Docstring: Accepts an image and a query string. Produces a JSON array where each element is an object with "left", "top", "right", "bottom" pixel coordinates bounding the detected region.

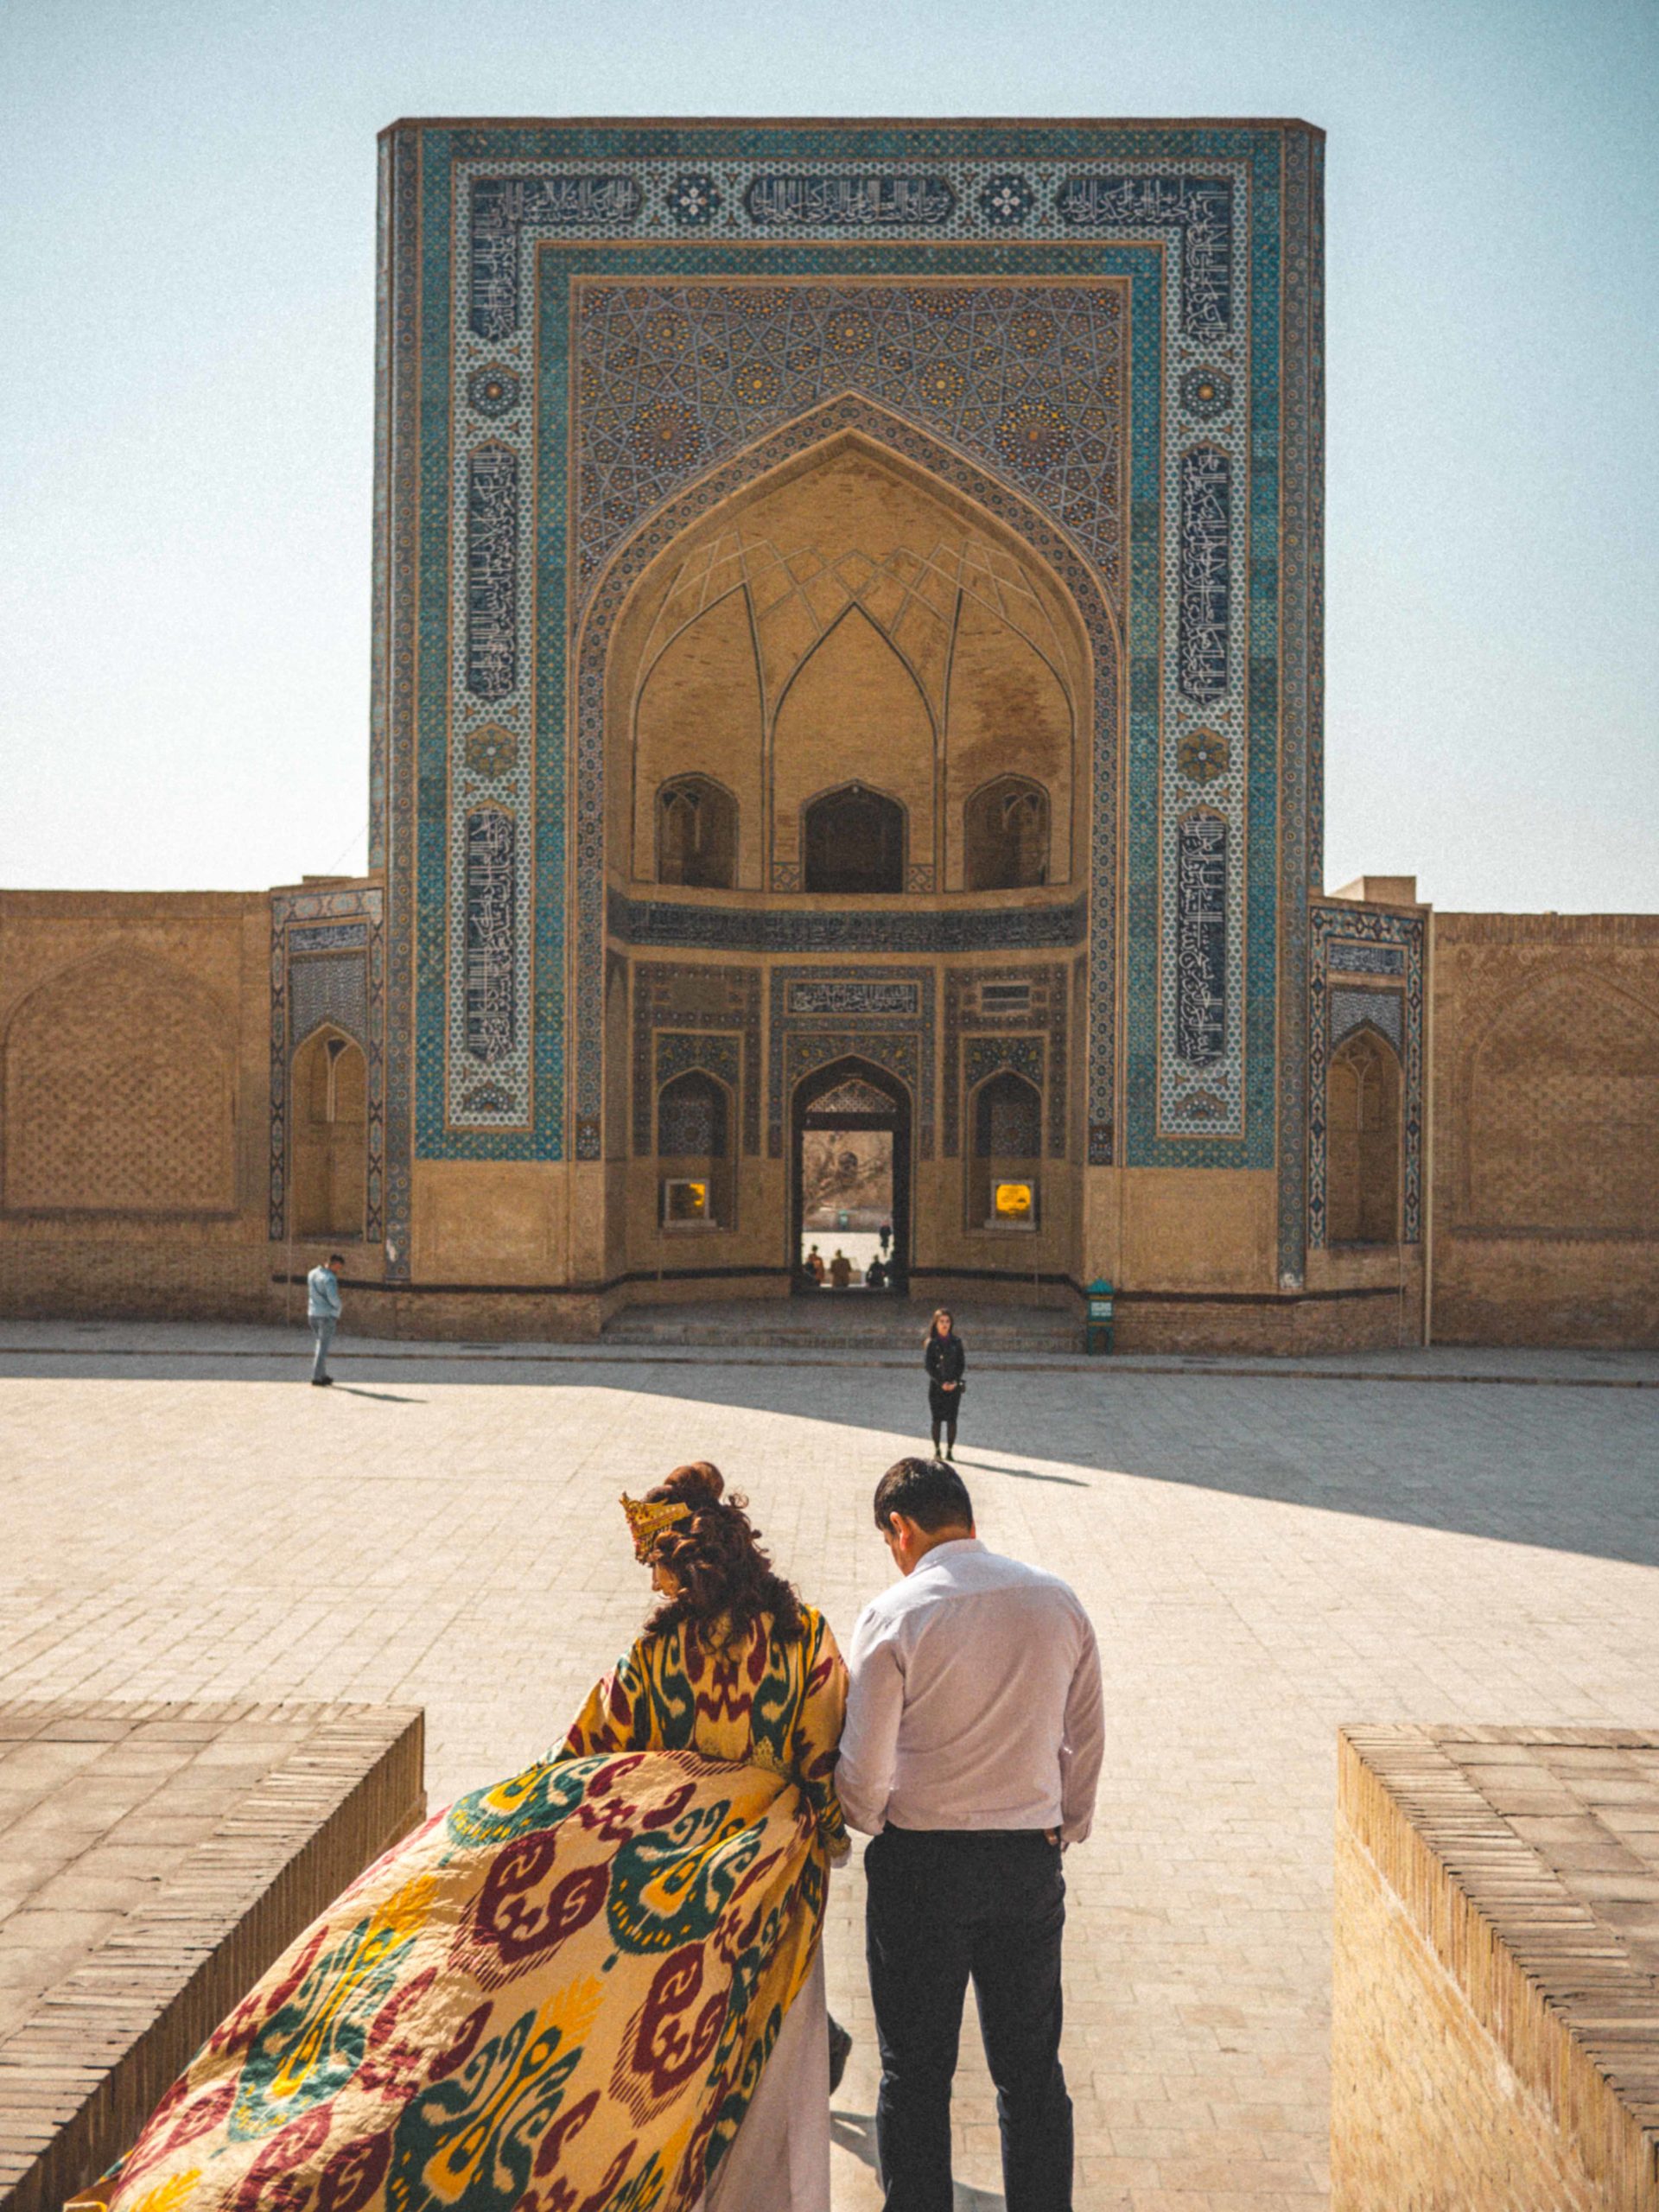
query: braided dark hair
[{"left": 642, "top": 1462, "right": 804, "bottom": 1647}]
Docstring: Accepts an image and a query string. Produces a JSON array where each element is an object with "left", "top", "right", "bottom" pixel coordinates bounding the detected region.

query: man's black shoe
[
  {"left": 312, "top": 1376, "right": 334, "bottom": 1387},
  {"left": 827, "top": 2013, "right": 852, "bottom": 2094}
]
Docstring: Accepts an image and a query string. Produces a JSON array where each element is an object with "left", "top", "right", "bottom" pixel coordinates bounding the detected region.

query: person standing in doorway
[
  {"left": 306, "top": 1254, "right": 344, "bottom": 1386},
  {"left": 878, "top": 1219, "right": 893, "bottom": 1258},
  {"left": 837, "top": 1457, "right": 1103, "bottom": 2212},
  {"left": 830, "top": 1249, "right": 854, "bottom": 1290},
  {"left": 923, "top": 1308, "right": 964, "bottom": 1459}
]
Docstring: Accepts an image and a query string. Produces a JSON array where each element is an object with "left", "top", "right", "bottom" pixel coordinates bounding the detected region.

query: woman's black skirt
[{"left": 927, "top": 1382, "right": 963, "bottom": 1422}]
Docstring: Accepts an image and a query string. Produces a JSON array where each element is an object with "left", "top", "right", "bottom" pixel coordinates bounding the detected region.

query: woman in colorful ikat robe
[{"left": 95, "top": 1462, "right": 849, "bottom": 2212}]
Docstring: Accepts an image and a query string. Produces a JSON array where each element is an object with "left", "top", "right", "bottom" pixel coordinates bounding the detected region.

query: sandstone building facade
[{"left": 3, "top": 120, "right": 1655, "bottom": 1345}]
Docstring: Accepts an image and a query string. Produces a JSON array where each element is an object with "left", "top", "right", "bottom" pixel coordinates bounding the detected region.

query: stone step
[{"left": 601, "top": 1300, "right": 1081, "bottom": 1353}]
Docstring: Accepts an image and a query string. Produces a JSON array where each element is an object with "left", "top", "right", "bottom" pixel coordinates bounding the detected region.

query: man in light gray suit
[{"left": 306, "top": 1254, "right": 345, "bottom": 1386}]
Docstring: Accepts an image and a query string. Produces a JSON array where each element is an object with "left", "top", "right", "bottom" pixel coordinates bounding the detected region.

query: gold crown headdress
[{"left": 620, "top": 1492, "right": 693, "bottom": 1561}]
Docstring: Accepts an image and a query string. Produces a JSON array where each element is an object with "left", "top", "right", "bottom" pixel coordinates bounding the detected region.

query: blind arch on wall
[
  {"left": 1326, "top": 1027, "right": 1401, "bottom": 1244},
  {"left": 292, "top": 1024, "right": 368, "bottom": 1242},
  {"left": 2, "top": 951, "right": 234, "bottom": 1216},
  {"left": 969, "top": 1066, "right": 1043, "bottom": 1227},
  {"left": 964, "top": 775, "right": 1050, "bottom": 891},
  {"left": 1462, "top": 971, "right": 1659, "bottom": 1233},
  {"left": 657, "top": 1065, "right": 734, "bottom": 1226},
  {"left": 656, "top": 775, "right": 737, "bottom": 889}
]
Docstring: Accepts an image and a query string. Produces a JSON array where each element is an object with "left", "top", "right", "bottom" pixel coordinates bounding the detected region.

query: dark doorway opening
[
  {"left": 803, "top": 785, "right": 905, "bottom": 894},
  {"left": 791, "top": 1057, "right": 911, "bottom": 1296}
]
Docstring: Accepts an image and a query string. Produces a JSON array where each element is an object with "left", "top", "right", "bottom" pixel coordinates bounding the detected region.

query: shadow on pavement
[
  {"left": 3, "top": 1328, "right": 1656, "bottom": 1571},
  {"left": 952, "top": 1455, "right": 1090, "bottom": 1489}
]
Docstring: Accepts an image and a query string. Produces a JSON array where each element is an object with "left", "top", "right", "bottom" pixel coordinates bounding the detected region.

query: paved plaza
[{"left": 2, "top": 1325, "right": 1656, "bottom": 2209}]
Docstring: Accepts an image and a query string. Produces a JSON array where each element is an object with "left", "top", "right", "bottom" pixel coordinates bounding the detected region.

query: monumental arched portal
[
  {"left": 372, "top": 118, "right": 1331, "bottom": 1338},
  {"left": 6, "top": 119, "right": 1652, "bottom": 1346}
]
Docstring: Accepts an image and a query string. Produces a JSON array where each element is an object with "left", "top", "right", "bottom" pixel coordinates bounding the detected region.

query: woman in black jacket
[{"left": 924, "top": 1306, "right": 966, "bottom": 1459}]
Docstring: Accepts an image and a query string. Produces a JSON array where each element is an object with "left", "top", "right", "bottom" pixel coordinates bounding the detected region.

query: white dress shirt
[{"left": 837, "top": 1539, "right": 1103, "bottom": 1844}]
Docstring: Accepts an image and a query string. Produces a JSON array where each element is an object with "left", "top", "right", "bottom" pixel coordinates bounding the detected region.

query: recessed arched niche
[
  {"left": 1326, "top": 1028, "right": 1401, "bottom": 1245},
  {"left": 608, "top": 428, "right": 1090, "bottom": 895},
  {"left": 292, "top": 1026, "right": 368, "bottom": 1242}
]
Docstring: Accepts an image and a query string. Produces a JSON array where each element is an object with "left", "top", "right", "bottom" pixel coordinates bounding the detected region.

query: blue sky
[{"left": 3, "top": 0, "right": 1655, "bottom": 909}]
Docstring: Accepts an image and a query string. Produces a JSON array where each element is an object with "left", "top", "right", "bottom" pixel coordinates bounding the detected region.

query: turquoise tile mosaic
[
  {"left": 370, "top": 120, "right": 1323, "bottom": 1285},
  {"left": 1307, "top": 901, "right": 1426, "bottom": 1249}
]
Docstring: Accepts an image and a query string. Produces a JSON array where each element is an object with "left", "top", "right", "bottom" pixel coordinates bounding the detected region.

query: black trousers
[{"left": 865, "top": 1826, "right": 1073, "bottom": 2212}]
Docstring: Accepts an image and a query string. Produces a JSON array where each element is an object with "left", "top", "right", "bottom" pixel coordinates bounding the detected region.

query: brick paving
[{"left": 2, "top": 1325, "right": 1656, "bottom": 2209}]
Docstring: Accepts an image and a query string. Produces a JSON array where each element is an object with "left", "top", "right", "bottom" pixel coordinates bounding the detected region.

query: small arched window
[
  {"left": 658, "top": 1069, "right": 728, "bottom": 1160},
  {"left": 970, "top": 1068, "right": 1042, "bottom": 1228},
  {"left": 965, "top": 777, "right": 1049, "bottom": 891},
  {"left": 804, "top": 784, "right": 905, "bottom": 895},
  {"left": 657, "top": 1067, "right": 732, "bottom": 1228},
  {"left": 657, "top": 777, "right": 736, "bottom": 889},
  {"left": 1327, "top": 1029, "right": 1401, "bottom": 1244}
]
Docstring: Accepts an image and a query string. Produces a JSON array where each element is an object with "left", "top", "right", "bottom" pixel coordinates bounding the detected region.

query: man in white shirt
[{"left": 837, "top": 1457, "right": 1103, "bottom": 2212}]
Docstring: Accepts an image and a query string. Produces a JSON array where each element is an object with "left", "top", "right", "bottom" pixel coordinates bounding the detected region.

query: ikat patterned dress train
[{"left": 92, "top": 1467, "right": 849, "bottom": 2212}]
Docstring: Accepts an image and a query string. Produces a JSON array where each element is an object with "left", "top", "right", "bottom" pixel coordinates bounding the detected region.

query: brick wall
[
  {"left": 1432, "top": 914, "right": 1659, "bottom": 1345},
  {"left": 0, "top": 893, "right": 275, "bottom": 1321},
  {"left": 1332, "top": 1726, "right": 1659, "bottom": 2210}
]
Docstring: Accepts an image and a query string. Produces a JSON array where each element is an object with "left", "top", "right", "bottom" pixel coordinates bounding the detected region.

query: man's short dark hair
[
  {"left": 873, "top": 1457, "right": 974, "bottom": 1534},
  {"left": 327, "top": 1253, "right": 346, "bottom": 1267}
]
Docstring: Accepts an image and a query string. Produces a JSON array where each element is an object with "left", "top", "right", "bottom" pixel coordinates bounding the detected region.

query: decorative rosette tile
[
  {"left": 1179, "top": 365, "right": 1233, "bottom": 421},
  {"left": 978, "top": 174, "right": 1037, "bottom": 226},
  {"left": 467, "top": 365, "right": 521, "bottom": 419},
  {"left": 1177, "top": 728, "right": 1228, "bottom": 785},
  {"left": 463, "top": 724, "right": 518, "bottom": 778},
  {"left": 664, "top": 173, "right": 722, "bottom": 226}
]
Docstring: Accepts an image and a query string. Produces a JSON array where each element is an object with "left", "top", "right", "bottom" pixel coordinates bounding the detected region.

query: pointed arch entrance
[
  {"left": 581, "top": 398, "right": 1116, "bottom": 1161},
  {"left": 791, "top": 1056, "right": 911, "bottom": 1296}
]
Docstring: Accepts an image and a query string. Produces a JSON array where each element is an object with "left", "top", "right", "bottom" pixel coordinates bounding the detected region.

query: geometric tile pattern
[
  {"left": 372, "top": 122, "right": 1323, "bottom": 1284},
  {"left": 631, "top": 963, "right": 761, "bottom": 1159},
  {"left": 571, "top": 283, "right": 1126, "bottom": 602},
  {"left": 963, "top": 1034, "right": 1047, "bottom": 1154},
  {"left": 1331, "top": 985, "right": 1404, "bottom": 1053},
  {"left": 942, "top": 964, "right": 1069, "bottom": 1158},
  {"left": 1307, "top": 900, "right": 1426, "bottom": 1249},
  {"left": 289, "top": 952, "right": 368, "bottom": 1057},
  {"left": 267, "top": 885, "right": 385, "bottom": 1247},
  {"left": 766, "top": 966, "right": 936, "bottom": 1160}
]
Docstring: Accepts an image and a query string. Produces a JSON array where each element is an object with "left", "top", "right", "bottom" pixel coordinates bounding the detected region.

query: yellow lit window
[{"left": 664, "top": 1178, "right": 709, "bottom": 1224}]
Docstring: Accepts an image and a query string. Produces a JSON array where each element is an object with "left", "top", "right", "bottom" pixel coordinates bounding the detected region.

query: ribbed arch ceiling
[{"left": 634, "top": 526, "right": 1081, "bottom": 737}]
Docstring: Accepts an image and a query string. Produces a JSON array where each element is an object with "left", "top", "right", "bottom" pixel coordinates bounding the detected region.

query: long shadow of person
[{"left": 950, "top": 1455, "right": 1090, "bottom": 1489}]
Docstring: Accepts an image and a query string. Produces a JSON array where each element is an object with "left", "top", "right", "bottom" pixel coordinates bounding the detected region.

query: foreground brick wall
[
  {"left": 0, "top": 1701, "right": 424, "bottom": 2212},
  {"left": 1432, "top": 914, "right": 1659, "bottom": 1345},
  {"left": 1332, "top": 1725, "right": 1659, "bottom": 2210}
]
